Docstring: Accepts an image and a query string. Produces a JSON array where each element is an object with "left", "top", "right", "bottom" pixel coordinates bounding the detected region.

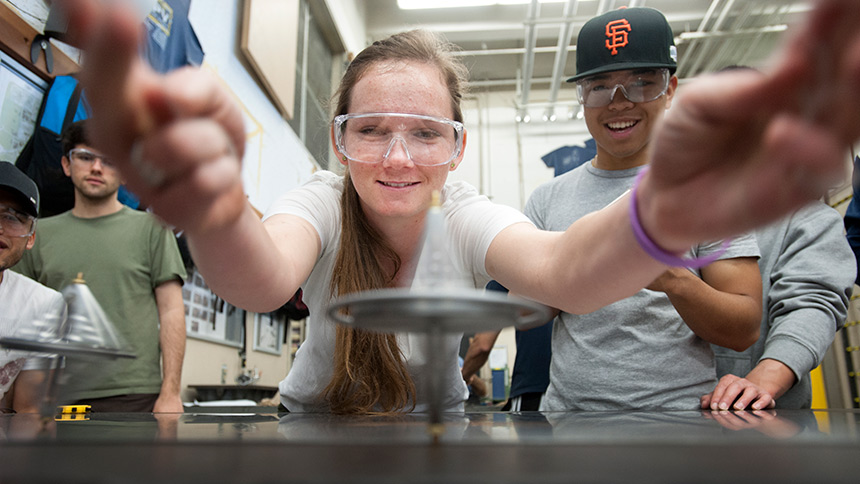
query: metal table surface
[{"left": 2, "top": 408, "right": 859, "bottom": 483}]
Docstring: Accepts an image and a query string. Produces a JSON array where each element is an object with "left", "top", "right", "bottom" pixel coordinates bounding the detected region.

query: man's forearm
[{"left": 155, "top": 281, "right": 186, "bottom": 399}]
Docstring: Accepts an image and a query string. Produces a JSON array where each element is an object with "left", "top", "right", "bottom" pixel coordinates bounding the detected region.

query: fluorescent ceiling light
[{"left": 398, "top": 0, "right": 568, "bottom": 9}]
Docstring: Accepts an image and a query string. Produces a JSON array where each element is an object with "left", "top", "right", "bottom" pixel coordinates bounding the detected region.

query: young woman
[{"left": 61, "top": 0, "right": 860, "bottom": 414}]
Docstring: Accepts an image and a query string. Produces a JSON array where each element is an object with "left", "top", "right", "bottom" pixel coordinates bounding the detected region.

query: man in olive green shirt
[{"left": 14, "top": 120, "right": 187, "bottom": 413}]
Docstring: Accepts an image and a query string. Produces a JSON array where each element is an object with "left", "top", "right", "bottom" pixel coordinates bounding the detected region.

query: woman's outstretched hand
[{"left": 60, "top": 0, "right": 248, "bottom": 236}]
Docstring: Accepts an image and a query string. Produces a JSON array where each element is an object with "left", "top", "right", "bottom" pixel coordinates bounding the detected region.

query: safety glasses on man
[
  {"left": 68, "top": 148, "right": 115, "bottom": 168},
  {"left": 576, "top": 68, "right": 670, "bottom": 108},
  {"left": 334, "top": 113, "right": 464, "bottom": 166},
  {"left": 0, "top": 204, "right": 35, "bottom": 238}
]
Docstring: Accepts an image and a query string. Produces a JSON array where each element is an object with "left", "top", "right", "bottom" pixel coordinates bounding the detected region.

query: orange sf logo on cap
[{"left": 605, "top": 19, "right": 631, "bottom": 55}]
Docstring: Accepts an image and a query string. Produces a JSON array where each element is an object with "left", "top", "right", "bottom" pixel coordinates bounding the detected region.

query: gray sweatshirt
[
  {"left": 529, "top": 163, "right": 759, "bottom": 411},
  {"left": 713, "top": 202, "right": 855, "bottom": 408}
]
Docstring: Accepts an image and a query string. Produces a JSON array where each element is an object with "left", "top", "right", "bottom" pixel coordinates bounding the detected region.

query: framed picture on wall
[
  {"left": 0, "top": 50, "right": 48, "bottom": 161},
  {"left": 183, "top": 267, "right": 245, "bottom": 348},
  {"left": 254, "top": 311, "right": 285, "bottom": 355}
]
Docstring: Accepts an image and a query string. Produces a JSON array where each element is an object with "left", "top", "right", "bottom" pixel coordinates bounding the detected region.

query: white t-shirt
[
  {"left": 0, "top": 270, "right": 66, "bottom": 402},
  {"left": 264, "top": 171, "right": 530, "bottom": 412}
]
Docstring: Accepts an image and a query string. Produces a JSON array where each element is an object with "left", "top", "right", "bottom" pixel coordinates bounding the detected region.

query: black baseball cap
[
  {"left": 568, "top": 7, "right": 677, "bottom": 82},
  {"left": 0, "top": 162, "right": 40, "bottom": 217}
]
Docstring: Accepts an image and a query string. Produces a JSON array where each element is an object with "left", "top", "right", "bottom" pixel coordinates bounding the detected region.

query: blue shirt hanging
[{"left": 142, "top": 0, "right": 205, "bottom": 74}]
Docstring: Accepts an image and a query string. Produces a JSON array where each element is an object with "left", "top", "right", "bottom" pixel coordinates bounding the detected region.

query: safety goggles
[
  {"left": 333, "top": 113, "right": 464, "bottom": 166},
  {"left": 575, "top": 68, "right": 670, "bottom": 108}
]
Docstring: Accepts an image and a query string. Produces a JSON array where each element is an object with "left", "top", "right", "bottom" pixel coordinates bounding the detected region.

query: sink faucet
[{"left": 235, "top": 367, "right": 260, "bottom": 386}]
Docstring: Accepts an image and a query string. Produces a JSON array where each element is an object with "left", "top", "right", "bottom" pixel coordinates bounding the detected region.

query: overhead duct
[
  {"left": 545, "top": 0, "right": 579, "bottom": 115},
  {"left": 518, "top": 0, "right": 541, "bottom": 108}
]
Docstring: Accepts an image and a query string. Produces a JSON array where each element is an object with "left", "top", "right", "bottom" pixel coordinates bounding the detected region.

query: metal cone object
[
  {"left": 327, "top": 192, "right": 551, "bottom": 439},
  {"left": 411, "top": 191, "right": 471, "bottom": 291},
  {"left": 0, "top": 273, "right": 135, "bottom": 359}
]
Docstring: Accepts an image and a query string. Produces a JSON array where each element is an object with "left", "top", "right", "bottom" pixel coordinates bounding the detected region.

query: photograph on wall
[
  {"left": 254, "top": 311, "right": 284, "bottom": 355},
  {"left": 182, "top": 267, "right": 244, "bottom": 347}
]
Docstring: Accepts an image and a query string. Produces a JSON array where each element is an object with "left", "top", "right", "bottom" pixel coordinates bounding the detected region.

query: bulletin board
[
  {"left": 182, "top": 267, "right": 245, "bottom": 348},
  {"left": 0, "top": 50, "right": 46, "bottom": 161}
]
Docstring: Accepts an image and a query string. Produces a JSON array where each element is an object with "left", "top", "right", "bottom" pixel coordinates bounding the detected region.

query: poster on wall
[{"left": 182, "top": 267, "right": 244, "bottom": 347}]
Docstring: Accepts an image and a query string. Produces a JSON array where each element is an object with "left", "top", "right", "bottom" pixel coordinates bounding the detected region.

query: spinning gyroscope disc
[
  {"left": 0, "top": 337, "right": 136, "bottom": 359},
  {"left": 327, "top": 288, "right": 552, "bottom": 333}
]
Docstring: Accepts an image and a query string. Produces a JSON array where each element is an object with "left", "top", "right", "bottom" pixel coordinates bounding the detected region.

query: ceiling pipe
[
  {"left": 676, "top": 0, "right": 723, "bottom": 78},
  {"left": 473, "top": 15, "right": 784, "bottom": 90},
  {"left": 735, "top": 4, "right": 791, "bottom": 67},
  {"left": 519, "top": 0, "right": 541, "bottom": 107},
  {"left": 701, "top": 0, "right": 754, "bottom": 73},
  {"left": 453, "top": 21, "right": 786, "bottom": 61},
  {"left": 545, "top": 0, "right": 579, "bottom": 111},
  {"left": 472, "top": 76, "right": 557, "bottom": 88},
  {"left": 683, "top": 0, "right": 736, "bottom": 78},
  {"left": 676, "top": 23, "right": 788, "bottom": 41},
  {"left": 596, "top": 0, "right": 614, "bottom": 15},
  {"left": 453, "top": 45, "right": 558, "bottom": 57}
]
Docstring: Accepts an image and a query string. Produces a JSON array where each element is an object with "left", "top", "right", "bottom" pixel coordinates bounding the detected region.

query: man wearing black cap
[
  {"left": 526, "top": 7, "right": 763, "bottom": 411},
  {"left": 0, "top": 162, "right": 65, "bottom": 413}
]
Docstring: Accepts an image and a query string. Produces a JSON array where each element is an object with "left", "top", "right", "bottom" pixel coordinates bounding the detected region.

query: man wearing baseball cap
[
  {"left": 0, "top": 162, "right": 65, "bottom": 413},
  {"left": 526, "top": 8, "right": 763, "bottom": 411}
]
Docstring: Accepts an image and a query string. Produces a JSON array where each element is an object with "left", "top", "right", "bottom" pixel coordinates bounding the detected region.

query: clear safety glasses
[
  {"left": 575, "top": 68, "right": 670, "bottom": 108},
  {"left": 0, "top": 204, "right": 35, "bottom": 238},
  {"left": 334, "top": 113, "right": 465, "bottom": 166},
  {"left": 68, "top": 148, "right": 115, "bottom": 169}
]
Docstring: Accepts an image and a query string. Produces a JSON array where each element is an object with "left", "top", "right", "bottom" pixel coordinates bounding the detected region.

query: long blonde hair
[{"left": 322, "top": 30, "right": 469, "bottom": 414}]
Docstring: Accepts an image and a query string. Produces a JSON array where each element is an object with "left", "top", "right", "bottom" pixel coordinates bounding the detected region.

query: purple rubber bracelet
[{"left": 629, "top": 166, "right": 730, "bottom": 269}]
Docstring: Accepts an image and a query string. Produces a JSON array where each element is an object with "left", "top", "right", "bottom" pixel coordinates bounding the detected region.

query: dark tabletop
[{"left": 2, "top": 408, "right": 859, "bottom": 483}]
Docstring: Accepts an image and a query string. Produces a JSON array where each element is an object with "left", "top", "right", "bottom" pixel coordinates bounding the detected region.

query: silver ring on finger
[{"left": 129, "top": 139, "right": 167, "bottom": 188}]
